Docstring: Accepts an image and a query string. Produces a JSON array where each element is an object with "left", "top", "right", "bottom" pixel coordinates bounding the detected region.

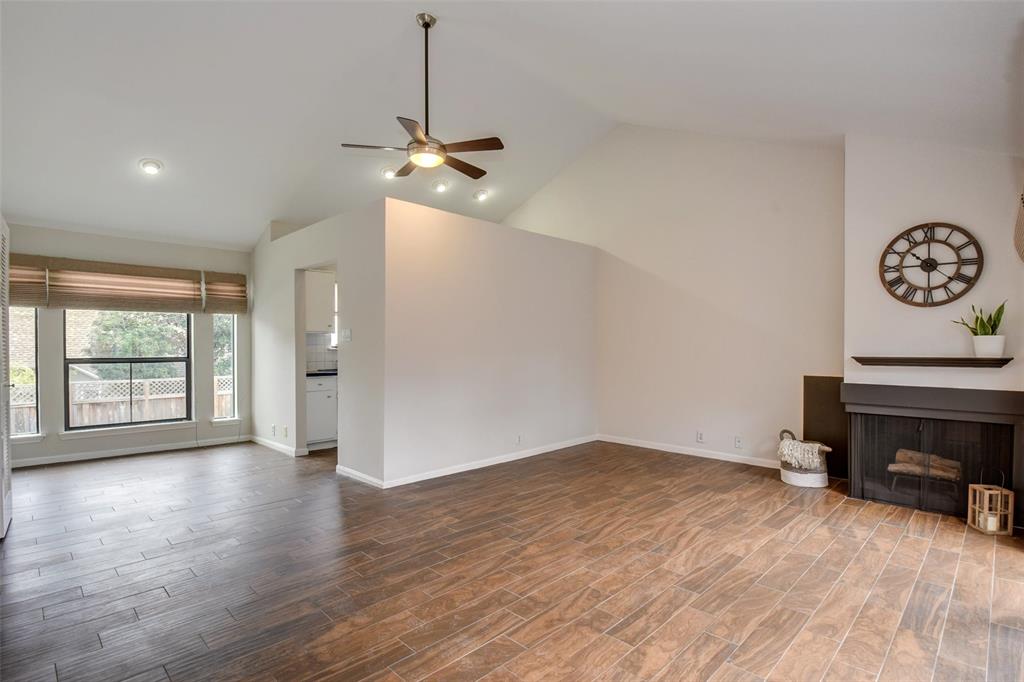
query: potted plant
[{"left": 954, "top": 301, "right": 1007, "bottom": 358}]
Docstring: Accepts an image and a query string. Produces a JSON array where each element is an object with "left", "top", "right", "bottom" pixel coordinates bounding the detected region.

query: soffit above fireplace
[{"left": 841, "top": 382, "right": 1024, "bottom": 424}]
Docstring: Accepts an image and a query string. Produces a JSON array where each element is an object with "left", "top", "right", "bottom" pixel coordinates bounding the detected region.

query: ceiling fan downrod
[{"left": 416, "top": 13, "right": 437, "bottom": 136}]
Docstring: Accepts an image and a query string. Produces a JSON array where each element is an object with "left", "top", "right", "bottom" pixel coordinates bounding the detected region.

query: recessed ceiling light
[
  {"left": 139, "top": 158, "right": 163, "bottom": 175},
  {"left": 432, "top": 179, "right": 449, "bottom": 193},
  {"left": 473, "top": 189, "right": 489, "bottom": 202},
  {"left": 381, "top": 167, "right": 397, "bottom": 180}
]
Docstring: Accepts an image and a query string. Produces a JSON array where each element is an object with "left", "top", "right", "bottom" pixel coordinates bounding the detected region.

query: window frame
[
  {"left": 9, "top": 307, "right": 40, "bottom": 437},
  {"left": 212, "top": 313, "right": 237, "bottom": 421},
  {"left": 62, "top": 311, "right": 193, "bottom": 431}
]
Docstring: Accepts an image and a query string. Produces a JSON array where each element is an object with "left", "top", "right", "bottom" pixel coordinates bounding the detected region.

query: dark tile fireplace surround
[{"left": 841, "top": 383, "right": 1023, "bottom": 532}]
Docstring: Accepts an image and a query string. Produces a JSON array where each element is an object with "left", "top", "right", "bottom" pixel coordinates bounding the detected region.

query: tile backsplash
[{"left": 306, "top": 332, "right": 337, "bottom": 372}]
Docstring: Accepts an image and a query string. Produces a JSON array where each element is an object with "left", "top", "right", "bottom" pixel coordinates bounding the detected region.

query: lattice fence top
[
  {"left": 10, "top": 385, "right": 35, "bottom": 406},
  {"left": 10, "top": 376, "right": 234, "bottom": 406},
  {"left": 58, "top": 376, "right": 234, "bottom": 403}
]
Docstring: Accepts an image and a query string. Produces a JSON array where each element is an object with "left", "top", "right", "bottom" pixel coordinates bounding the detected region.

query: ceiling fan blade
[
  {"left": 397, "top": 117, "right": 428, "bottom": 144},
  {"left": 394, "top": 160, "right": 417, "bottom": 177},
  {"left": 444, "top": 137, "right": 504, "bottom": 153},
  {"left": 444, "top": 155, "right": 486, "bottom": 179},
  {"left": 341, "top": 143, "right": 404, "bottom": 151}
]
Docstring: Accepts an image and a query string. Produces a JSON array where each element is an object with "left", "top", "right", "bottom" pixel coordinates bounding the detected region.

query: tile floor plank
[{"left": 1, "top": 442, "right": 1021, "bottom": 682}]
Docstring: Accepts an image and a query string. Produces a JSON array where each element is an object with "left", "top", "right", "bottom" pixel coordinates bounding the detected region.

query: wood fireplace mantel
[{"left": 851, "top": 356, "right": 1013, "bottom": 368}]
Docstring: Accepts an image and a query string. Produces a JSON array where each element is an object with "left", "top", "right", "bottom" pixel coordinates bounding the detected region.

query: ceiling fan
[{"left": 341, "top": 12, "right": 504, "bottom": 180}]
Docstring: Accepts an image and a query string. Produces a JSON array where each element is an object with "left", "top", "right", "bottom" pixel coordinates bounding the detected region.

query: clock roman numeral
[
  {"left": 922, "top": 226, "right": 936, "bottom": 240},
  {"left": 960, "top": 257, "right": 980, "bottom": 267},
  {"left": 956, "top": 239, "right": 978, "bottom": 252},
  {"left": 887, "top": 275, "right": 905, "bottom": 290},
  {"left": 900, "top": 286, "right": 917, "bottom": 302},
  {"left": 922, "top": 289, "right": 934, "bottom": 304},
  {"left": 954, "top": 272, "right": 973, "bottom": 285},
  {"left": 904, "top": 233, "right": 919, "bottom": 246}
]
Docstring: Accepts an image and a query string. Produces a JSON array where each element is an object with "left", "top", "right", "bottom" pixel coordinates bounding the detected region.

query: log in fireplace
[{"left": 841, "top": 383, "right": 1023, "bottom": 532}]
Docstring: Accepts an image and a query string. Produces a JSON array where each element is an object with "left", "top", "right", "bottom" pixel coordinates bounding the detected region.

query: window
[
  {"left": 64, "top": 310, "right": 191, "bottom": 429},
  {"left": 9, "top": 308, "right": 38, "bottom": 435},
  {"left": 213, "top": 314, "right": 235, "bottom": 419}
]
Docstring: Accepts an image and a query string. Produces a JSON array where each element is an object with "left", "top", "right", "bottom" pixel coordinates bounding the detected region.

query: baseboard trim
[
  {"left": 376, "top": 435, "right": 598, "bottom": 489},
  {"left": 12, "top": 435, "right": 254, "bottom": 469},
  {"left": 196, "top": 435, "right": 253, "bottom": 448},
  {"left": 251, "top": 436, "right": 308, "bottom": 458},
  {"left": 308, "top": 439, "right": 337, "bottom": 452},
  {"left": 335, "top": 464, "right": 386, "bottom": 488},
  {"left": 596, "top": 434, "right": 780, "bottom": 470}
]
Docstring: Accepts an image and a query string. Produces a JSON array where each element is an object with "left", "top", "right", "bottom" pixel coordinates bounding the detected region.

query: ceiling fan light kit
[
  {"left": 408, "top": 143, "right": 446, "bottom": 168},
  {"left": 341, "top": 12, "right": 504, "bottom": 181}
]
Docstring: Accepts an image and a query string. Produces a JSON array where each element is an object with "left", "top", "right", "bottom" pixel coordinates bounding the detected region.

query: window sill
[
  {"left": 11, "top": 433, "right": 45, "bottom": 445},
  {"left": 210, "top": 417, "right": 241, "bottom": 426},
  {"left": 59, "top": 420, "right": 197, "bottom": 441}
]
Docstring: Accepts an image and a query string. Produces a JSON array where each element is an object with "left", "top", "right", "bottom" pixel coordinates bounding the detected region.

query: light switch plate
[{"left": 340, "top": 328, "right": 352, "bottom": 342}]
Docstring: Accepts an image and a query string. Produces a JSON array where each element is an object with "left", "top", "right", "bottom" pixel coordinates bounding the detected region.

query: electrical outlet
[
  {"left": 734, "top": 436, "right": 743, "bottom": 449},
  {"left": 271, "top": 424, "right": 276, "bottom": 437},
  {"left": 283, "top": 425, "right": 289, "bottom": 439},
  {"left": 696, "top": 431, "right": 705, "bottom": 444}
]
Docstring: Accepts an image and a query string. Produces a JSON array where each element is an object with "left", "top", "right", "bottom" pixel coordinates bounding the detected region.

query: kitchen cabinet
[
  {"left": 306, "top": 375, "right": 337, "bottom": 444},
  {"left": 305, "top": 270, "right": 335, "bottom": 333}
]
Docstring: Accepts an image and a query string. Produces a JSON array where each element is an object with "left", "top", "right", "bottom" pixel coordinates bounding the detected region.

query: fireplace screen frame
[
  {"left": 841, "top": 382, "right": 1024, "bottom": 533},
  {"left": 849, "top": 412, "right": 1014, "bottom": 517}
]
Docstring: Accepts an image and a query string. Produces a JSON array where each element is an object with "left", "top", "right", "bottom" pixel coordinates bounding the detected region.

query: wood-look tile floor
[{"left": 2, "top": 442, "right": 1023, "bottom": 682}]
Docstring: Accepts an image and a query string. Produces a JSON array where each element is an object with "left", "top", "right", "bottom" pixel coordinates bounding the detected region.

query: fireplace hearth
[{"left": 841, "top": 383, "right": 1023, "bottom": 532}]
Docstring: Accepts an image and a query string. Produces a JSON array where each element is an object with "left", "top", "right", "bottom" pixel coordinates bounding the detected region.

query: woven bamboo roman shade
[
  {"left": 204, "top": 271, "right": 248, "bottom": 314},
  {"left": 8, "top": 254, "right": 248, "bottom": 313},
  {"left": 47, "top": 257, "right": 203, "bottom": 312},
  {"left": 9, "top": 254, "right": 48, "bottom": 307}
]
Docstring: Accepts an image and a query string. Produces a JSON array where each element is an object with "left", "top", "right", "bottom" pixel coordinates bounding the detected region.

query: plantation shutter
[
  {"left": 204, "top": 271, "right": 248, "bottom": 314},
  {"left": 46, "top": 257, "right": 203, "bottom": 312},
  {"left": 1, "top": 218, "right": 13, "bottom": 538},
  {"left": 1015, "top": 190, "right": 1024, "bottom": 263},
  {"left": 9, "top": 254, "right": 48, "bottom": 307}
]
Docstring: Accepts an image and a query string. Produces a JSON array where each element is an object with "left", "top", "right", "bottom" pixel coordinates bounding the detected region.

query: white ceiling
[{"left": 3, "top": 1, "right": 1024, "bottom": 250}]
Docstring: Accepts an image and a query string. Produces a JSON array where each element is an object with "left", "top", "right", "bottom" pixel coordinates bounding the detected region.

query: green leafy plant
[{"left": 953, "top": 301, "right": 1006, "bottom": 336}]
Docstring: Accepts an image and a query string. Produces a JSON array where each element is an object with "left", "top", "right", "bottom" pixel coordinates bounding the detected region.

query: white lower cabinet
[{"left": 306, "top": 376, "right": 338, "bottom": 444}]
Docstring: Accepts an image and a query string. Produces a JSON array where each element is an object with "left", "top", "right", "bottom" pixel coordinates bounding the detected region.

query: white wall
[
  {"left": 382, "top": 200, "right": 597, "bottom": 483},
  {"left": 8, "top": 224, "right": 253, "bottom": 466},
  {"left": 505, "top": 124, "right": 845, "bottom": 463},
  {"left": 250, "top": 198, "right": 597, "bottom": 485},
  {"left": 250, "top": 200, "right": 385, "bottom": 477},
  {"left": 844, "top": 135, "right": 1024, "bottom": 390}
]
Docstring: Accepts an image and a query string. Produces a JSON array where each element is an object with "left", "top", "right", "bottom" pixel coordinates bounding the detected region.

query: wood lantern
[{"left": 967, "top": 483, "right": 1015, "bottom": 536}]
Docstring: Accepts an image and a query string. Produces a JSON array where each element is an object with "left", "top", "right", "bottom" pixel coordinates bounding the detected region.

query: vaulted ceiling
[{"left": 3, "top": 1, "right": 1023, "bottom": 249}]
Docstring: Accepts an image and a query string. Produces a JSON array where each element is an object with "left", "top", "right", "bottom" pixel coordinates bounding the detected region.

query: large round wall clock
[{"left": 879, "top": 222, "right": 983, "bottom": 307}]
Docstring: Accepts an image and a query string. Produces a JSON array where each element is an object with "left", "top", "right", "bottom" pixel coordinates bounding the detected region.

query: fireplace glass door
[{"left": 852, "top": 413, "right": 1013, "bottom": 516}]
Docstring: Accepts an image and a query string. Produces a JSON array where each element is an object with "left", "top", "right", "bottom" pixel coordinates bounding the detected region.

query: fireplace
[{"left": 842, "top": 383, "right": 1023, "bottom": 531}]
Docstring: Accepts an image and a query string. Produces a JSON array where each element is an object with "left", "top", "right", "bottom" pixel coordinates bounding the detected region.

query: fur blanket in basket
[{"left": 778, "top": 439, "right": 831, "bottom": 471}]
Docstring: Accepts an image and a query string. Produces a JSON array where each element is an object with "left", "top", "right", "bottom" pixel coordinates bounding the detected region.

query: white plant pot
[{"left": 972, "top": 335, "right": 1006, "bottom": 358}]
